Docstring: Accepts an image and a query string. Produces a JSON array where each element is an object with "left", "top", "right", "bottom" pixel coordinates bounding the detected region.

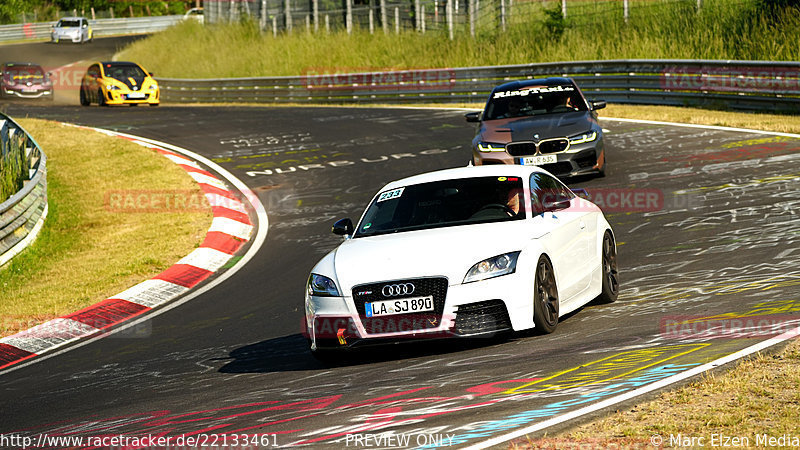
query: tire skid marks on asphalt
[{"left": 0, "top": 125, "right": 254, "bottom": 371}]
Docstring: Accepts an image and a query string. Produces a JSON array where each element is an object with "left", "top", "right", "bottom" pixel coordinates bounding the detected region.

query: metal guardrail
[
  {"left": 0, "top": 113, "right": 47, "bottom": 268},
  {"left": 158, "top": 59, "right": 800, "bottom": 113},
  {"left": 0, "top": 15, "right": 184, "bottom": 42}
]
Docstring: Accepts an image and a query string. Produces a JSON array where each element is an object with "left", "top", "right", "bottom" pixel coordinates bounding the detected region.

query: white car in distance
[
  {"left": 50, "top": 17, "right": 92, "bottom": 44},
  {"left": 304, "top": 165, "right": 619, "bottom": 357}
]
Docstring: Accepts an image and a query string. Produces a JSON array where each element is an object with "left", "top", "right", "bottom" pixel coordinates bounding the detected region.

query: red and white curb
[{"left": 0, "top": 126, "right": 267, "bottom": 371}]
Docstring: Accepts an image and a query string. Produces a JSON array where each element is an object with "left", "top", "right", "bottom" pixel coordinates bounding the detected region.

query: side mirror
[
  {"left": 571, "top": 188, "right": 590, "bottom": 200},
  {"left": 149, "top": 72, "right": 155, "bottom": 77},
  {"left": 83, "top": 24, "right": 88, "bottom": 28},
  {"left": 590, "top": 100, "right": 606, "bottom": 110},
  {"left": 332, "top": 218, "right": 354, "bottom": 236},
  {"left": 464, "top": 111, "right": 481, "bottom": 123}
]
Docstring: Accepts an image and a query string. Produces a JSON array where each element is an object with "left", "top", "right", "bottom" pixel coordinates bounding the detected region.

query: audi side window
[
  {"left": 529, "top": 173, "right": 546, "bottom": 215},
  {"left": 530, "top": 173, "right": 573, "bottom": 214}
]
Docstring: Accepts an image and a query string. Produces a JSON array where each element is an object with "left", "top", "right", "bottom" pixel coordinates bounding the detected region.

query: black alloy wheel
[
  {"left": 533, "top": 255, "right": 559, "bottom": 334},
  {"left": 597, "top": 231, "right": 619, "bottom": 303}
]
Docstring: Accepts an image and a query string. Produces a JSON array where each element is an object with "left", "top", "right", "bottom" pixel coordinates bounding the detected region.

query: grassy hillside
[{"left": 118, "top": 0, "right": 800, "bottom": 78}]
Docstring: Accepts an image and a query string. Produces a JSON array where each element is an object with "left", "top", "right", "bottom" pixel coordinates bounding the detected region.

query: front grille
[
  {"left": 453, "top": 300, "right": 512, "bottom": 335},
  {"left": 506, "top": 142, "right": 537, "bottom": 157},
  {"left": 539, "top": 139, "right": 570, "bottom": 154},
  {"left": 352, "top": 277, "right": 448, "bottom": 335},
  {"left": 505, "top": 138, "right": 570, "bottom": 156}
]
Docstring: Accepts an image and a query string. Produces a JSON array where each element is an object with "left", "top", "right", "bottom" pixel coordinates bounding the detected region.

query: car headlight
[
  {"left": 148, "top": 84, "right": 157, "bottom": 90},
  {"left": 463, "top": 251, "right": 521, "bottom": 284},
  {"left": 107, "top": 84, "right": 121, "bottom": 90},
  {"left": 569, "top": 131, "right": 598, "bottom": 145},
  {"left": 477, "top": 142, "right": 506, "bottom": 153},
  {"left": 307, "top": 274, "right": 341, "bottom": 297}
]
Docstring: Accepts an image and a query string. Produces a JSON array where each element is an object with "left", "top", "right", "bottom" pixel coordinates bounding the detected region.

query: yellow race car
[{"left": 79, "top": 61, "right": 160, "bottom": 106}]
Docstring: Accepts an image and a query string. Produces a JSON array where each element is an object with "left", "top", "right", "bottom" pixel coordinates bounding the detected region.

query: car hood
[
  {"left": 108, "top": 75, "right": 148, "bottom": 91},
  {"left": 479, "top": 111, "right": 593, "bottom": 143},
  {"left": 330, "top": 221, "right": 538, "bottom": 291}
]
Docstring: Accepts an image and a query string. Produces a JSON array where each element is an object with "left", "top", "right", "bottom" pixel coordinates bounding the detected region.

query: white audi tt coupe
[{"left": 304, "top": 165, "right": 618, "bottom": 355}]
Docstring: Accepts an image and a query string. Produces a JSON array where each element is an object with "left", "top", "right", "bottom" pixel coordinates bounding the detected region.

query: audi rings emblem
[{"left": 382, "top": 283, "right": 415, "bottom": 297}]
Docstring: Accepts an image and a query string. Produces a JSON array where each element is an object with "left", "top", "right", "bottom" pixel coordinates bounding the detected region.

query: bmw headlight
[
  {"left": 107, "top": 85, "right": 121, "bottom": 90},
  {"left": 569, "top": 131, "right": 598, "bottom": 145},
  {"left": 463, "top": 251, "right": 521, "bottom": 283},
  {"left": 307, "top": 273, "right": 341, "bottom": 297},
  {"left": 477, "top": 142, "right": 506, "bottom": 153}
]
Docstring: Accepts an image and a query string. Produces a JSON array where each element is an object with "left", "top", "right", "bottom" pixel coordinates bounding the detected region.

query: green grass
[
  {"left": 118, "top": 0, "right": 800, "bottom": 79},
  {"left": 0, "top": 124, "right": 30, "bottom": 203},
  {"left": 0, "top": 120, "right": 211, "bottom": 337}
]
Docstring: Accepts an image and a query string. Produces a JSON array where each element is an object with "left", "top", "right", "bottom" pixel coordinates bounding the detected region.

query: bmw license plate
[
  {"left": 520, "top": 154, "right": 557, "bottom": 166},
  {"left": 365, "top": 296, "right": 434, "bottom": 317},
  {"left": 126, "top": 93, "right": 146, "bottom": 99}
]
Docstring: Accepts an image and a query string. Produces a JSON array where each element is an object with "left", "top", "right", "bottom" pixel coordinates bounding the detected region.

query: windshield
[
  {"left": 483, "top": 84, "right": 587, "bottom": 120},
  {"left": 57, "top": 19, "right": 81, "bottom": 27},
  {"left": 355, "top": 176, "right": 526, "bottom": 238},
  {"left": 104, "top": 64, "right": 146, "bottom": 81}
]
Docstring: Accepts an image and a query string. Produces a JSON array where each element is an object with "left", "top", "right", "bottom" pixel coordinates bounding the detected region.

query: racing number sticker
[{"left": 377, "top": 187, "right": 405, "bottom": 202}]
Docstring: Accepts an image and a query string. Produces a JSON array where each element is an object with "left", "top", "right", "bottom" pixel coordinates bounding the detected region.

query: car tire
[
  {"left": 149, "top": 103, "right": 159, "bottom": 107},
  {"left": 79, "top": 87, "right": 90, "bottom": 106},
  {"left": 532, "top": 255, "right": 559, "bottom": 334},
  {"left": 97, "top": 89, "right": 106, "bottom": 106},
  {"left": 596, "top": 231, "right": 619, "bottom": 304}
]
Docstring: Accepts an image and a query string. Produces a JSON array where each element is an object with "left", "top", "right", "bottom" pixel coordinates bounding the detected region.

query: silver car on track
[{"left": 50, "top": 17, "right": 93, "bottom": 44}]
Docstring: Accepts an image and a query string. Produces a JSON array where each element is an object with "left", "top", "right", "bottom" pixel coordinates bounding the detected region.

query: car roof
[
  {"left": 382, "top": 165, "right": 550, "bottom": 190},
  {"left": 57, "top": 16, "right": 87, "bottom": 21},
  {"left": 491, "top": 77, "right": 575, "bottom": 93},
  {"left": 3, "top": 62, "right": 42, "bottom": 68},
  {"left": 99, "top": 61, "right": 139, "bottom": 66}
]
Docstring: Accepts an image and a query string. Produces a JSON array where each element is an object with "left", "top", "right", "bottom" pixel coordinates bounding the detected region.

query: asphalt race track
[{"left": 2, "top": 40, "right": 800, "bottom": 449}]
